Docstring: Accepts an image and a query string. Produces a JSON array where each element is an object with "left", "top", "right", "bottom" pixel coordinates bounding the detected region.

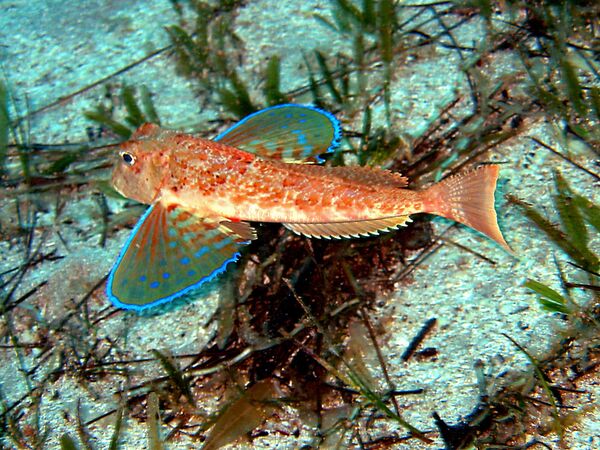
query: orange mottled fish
[{"left": 106, "top": 104, "right": 510, "bottom": 310}]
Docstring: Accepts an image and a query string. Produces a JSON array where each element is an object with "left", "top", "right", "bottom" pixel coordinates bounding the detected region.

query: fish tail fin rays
[{"left": 422, "top": 165, "right": 512, "bottom": 252}]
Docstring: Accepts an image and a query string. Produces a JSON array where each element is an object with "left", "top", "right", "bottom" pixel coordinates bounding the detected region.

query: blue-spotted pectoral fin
[
  {"left": 106, "top": 203, "right": 253, "bottom": 311},
  {"left": 214, "top": 104, "right": 342, "bottom": 163}
]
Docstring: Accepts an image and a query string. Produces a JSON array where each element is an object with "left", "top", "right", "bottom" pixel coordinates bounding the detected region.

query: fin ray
[
  {"left": 284, "top": 164, "right": 408, "bottom": 188},
  {"left": 423, "top": 164, "right": 511, "bottom": 251},
  {"left": 283, "top": 216, "right": 412, "bottom": 239},
  {"left": 219, "top": 220, "right": 257, "bottom": 241}
]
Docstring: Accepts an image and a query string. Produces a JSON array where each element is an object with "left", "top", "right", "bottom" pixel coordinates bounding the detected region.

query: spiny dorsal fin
[
  {"left": 131, "top": 123, "right": 172, "bottom": 140},
  {"left": 283, "top": 216, "right": 412, "bottom": 239},
  {"left": 284, "top": 164, "right": 408, "bottom": 188}
]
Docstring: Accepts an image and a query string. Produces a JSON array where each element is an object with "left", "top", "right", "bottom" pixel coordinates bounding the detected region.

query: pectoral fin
[
  {"left": 283, "top": 216, "right": 412, "bottom": 239},
  {"left": 214, "top": 104, "right": 342, "bottom": 163},
  {"left": 106, "top": 203, "right": 254, "bottom": 310}
]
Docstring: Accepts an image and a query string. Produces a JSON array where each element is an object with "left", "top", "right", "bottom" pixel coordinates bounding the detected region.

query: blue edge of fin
[
  {"left": 107, "top": 104, "right": 342, "bottom": 312},
  {"left": 106, "top": 205, "right": 246, "bottom": 312}
]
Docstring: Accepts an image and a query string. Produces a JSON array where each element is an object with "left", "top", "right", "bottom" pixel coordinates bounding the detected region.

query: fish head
[{"left": 111, "top": 123, "right": 173, "bottom": 204}]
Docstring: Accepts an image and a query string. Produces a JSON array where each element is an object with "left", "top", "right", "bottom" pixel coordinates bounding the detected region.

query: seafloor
[{"left": 0, "top": 1, "right": 598, "bottom": 449}]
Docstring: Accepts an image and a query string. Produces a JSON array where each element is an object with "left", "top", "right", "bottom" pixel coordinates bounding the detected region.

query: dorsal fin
[
  {"left": 284, "top": 164, "right": 409, "bottom": 188},
  {"left": 283, "top": 216, "right": 412, "bottom": 239},
  {"left": 131, "top": 123, "right": 163, "bottom": 139},
  {"left": 214, "top": 104, "right": 342, "bottom": 163}
]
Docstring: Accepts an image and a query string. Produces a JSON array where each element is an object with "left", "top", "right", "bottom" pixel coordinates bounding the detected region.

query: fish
[{"left": 106, "top": 104, "right": 510, "bottom": 310}]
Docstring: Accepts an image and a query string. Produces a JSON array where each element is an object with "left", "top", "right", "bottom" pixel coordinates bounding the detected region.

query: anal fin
[{"left": 283, "top": 216, "right": 412, "bottom": 239}]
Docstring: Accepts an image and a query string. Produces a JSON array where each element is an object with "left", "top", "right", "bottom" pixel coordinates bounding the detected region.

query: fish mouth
[
  {"left": 113, "top": 184, "right": 127, "bottom": 198},
  {"left": 111, "top": 171, "right": 127, "bottom": 198}
]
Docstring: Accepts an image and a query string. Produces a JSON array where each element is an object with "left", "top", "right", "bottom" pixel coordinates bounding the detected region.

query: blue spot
[
  {"left": 168, "top": 228, "right": 177, "bottom": 237},
  {"left": 169, "top": 241, "right": 178, "bottom": 248},
  {"left": 281, "top": 124, "right": 289, "bottom": 129},
  {"left": 285, "top": 113, "right": 293, "bottom": 118},
  {"left": 195, "top": 247, "right": 208, "bottom": 258},
  {"left": 298, "top": 135, "right": 308, "bottom": 145},
  {"left": 299, "top": 119, "right": 307, "bottom": 123},
  {"left": 299, "top": 112, "right": 307, "bottom": 117},
  {"left": 187, "top": 270, "right": 196, "bottom": 277},
  {"left": 180, "top": 257, "right": 190, "bottom": 265},
  {"left": 292, "top": 129, "right": 302, "bottom": 134},
  {"left": 150, "top": 281, "right": 160, "bottom": 289},
  {"left": 139, "top": 275, "right": 147, "bottom": 282},
  {"left": 214, "top": 237, "right": 233, "bottom": 250},
  {"left": 304, "top": 145, "right": 314, "bottom": 153},
  {"left": 162, "top": 272, "right": 171, "bottom": 279}
]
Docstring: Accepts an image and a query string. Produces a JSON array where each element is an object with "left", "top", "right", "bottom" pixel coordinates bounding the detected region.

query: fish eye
[{"left": 120, "top": 152, "right": 135, "bottom": 166}]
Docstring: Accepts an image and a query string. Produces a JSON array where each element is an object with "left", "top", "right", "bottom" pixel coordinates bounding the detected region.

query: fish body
[
  {"left": 107, "top": 104, "right": 509, "bottom": 310},
  {"left": 116, "top": 129, "right": 419, "bottom": 224}
]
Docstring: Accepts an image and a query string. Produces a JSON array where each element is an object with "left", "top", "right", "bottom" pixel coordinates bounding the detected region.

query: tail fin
[{"left": 422, "top": 165, "right": 511, "bottom": 252}]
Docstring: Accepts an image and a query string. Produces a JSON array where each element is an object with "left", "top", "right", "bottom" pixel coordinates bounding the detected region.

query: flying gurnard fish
[{"left": 106, "top": 104, "right": 510, "bottom": 310}]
